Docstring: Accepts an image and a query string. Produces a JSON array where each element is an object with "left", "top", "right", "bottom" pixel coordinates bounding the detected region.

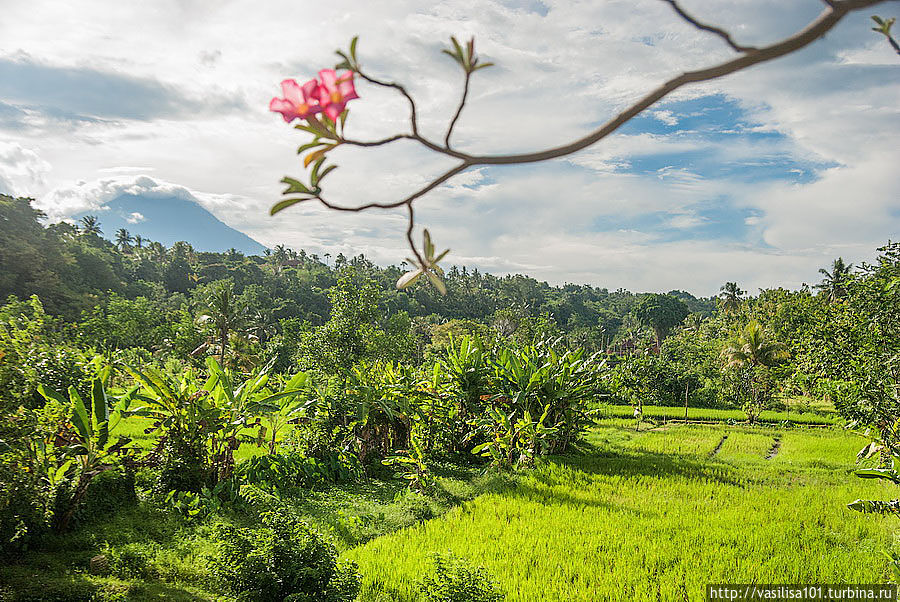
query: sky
[{"left": 0, "top": 0, "right": 897, "bottom": 297}]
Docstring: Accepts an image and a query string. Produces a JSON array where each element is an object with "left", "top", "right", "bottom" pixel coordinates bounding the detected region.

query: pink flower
[
  {"left": 269, "top": 78, "right": 322, "bottom": 123},
  {"left": 316, "top": 69, "right": 359, "bottom": 121}
]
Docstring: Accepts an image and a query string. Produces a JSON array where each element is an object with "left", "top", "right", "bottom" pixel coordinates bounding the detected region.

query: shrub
[
  {"left": 208, "top": 510, "right": 361, "bottom": 602},
  {"left": 0, "top": 460, "right": 50, "bottom": 556},
  {"left": 74, "top": 466, "right": 137, "bottom": 525},
  {"left": 420, "top": 553, "right": 504, "bottom": 602}
]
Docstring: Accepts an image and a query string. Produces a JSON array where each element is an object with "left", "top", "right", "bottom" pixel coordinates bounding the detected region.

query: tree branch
[
  {"left": 281, "top": 0, "right": 889, "bottom": 287},
  {"left": 661, "top": 0, "right": 758, "bottom": 53},
  {"left": 445, "top": 70, "right": 472, "bottom": 148},
  {"left": 355, "top": 69, "right": 422, "bottom": 136}
]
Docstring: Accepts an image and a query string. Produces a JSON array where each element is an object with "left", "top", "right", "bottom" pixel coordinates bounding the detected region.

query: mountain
[{"left": 75, "top": 193, "right": 266, "bottom": 255}]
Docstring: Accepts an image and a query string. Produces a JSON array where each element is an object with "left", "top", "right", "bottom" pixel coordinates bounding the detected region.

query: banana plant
[
  {"left": 37, "top": 370, "right": 132, "bottom": 531},
  {"left": 202, "top": 357, "right": 309, "bottom": 480},
  {"left": 382, "top": 430, "right": 434, "bottom": 493},
  {"left": 345, "top": 362, "right": 431, "bottom": 464},
  {"left": 471, "top": 404, "right": 557, "bottom": 469},
  {"left": 248, "top": 371, "right": 317, "bottom": 454}
]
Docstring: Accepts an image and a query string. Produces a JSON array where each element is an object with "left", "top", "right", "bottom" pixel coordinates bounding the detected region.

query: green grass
[
  {"left": 600, "top": 403, "right": 839, "bottom": 425},
  {"left": 345, "top": 422, "right": 895, "bottom": 602}
]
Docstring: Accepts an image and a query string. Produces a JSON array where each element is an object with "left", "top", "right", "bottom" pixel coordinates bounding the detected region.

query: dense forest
[{"left": 1, "top": 192, "right": 898, "bottom": 601}]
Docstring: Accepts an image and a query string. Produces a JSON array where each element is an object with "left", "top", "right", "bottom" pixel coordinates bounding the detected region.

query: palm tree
[
  {"left": 718, "top": 282, "right": 745, "bottom": 315},
  {"left": 115, "top": 228, "right": 134, "bottom": 251},
  {"left": 199, "top": 280, "right": 248, "bottom": 366},
  {"left": 133, "top": 235, "right": 144, "bottom": 249},
  {"left": 79, "top": 215, "right": 102, "bottom": 236},
  {"left": 722, "top": 321, "right": 789, "bottom": 369},
  {"left": 815, "top": 257, "right": 854, "bottom": 302},
  {"left": 270, "top": 244, "right": 288, "bottom": 274}
]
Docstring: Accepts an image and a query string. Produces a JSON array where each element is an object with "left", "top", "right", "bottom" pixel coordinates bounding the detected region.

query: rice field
[
  {"left": 599, "top": 403, "right": 838, "bottom": 425},
  {"left": 344, "top": 419, "right": 895, "bottom": 602}
]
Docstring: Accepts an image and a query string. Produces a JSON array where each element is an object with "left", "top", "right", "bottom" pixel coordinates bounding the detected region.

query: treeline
[{"left": 0, "top": 193, "right": 713, "bottom": 360}]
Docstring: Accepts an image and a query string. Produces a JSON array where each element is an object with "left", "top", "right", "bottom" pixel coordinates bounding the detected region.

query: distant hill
[{"left": 75, "top": 193, "right": 266, "bottom": 255}]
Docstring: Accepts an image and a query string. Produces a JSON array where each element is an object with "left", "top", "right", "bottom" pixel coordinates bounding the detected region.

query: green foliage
[
  {"left": 208, "top": 510, "right": 361, "bottom": 602},
  {"left": 470, "top": 404, "right": 557, "bottom": 469},
  {"left": 632, "top": 293, "right": 689, "bottom": 344},
  {"left": 383, "top": 429, "right": 434, "bottom": 493},
  {"left": 0, "top": 295, "right": 89, "bottom": 410},
  {"left": 37, "top": 367, "right": 134, "bottom": 531},
  {"left": 238, "top": 450, "right": 360, "bottom": 493},
  {"left": 421, "top": 553, "right": 504, "bottom": 602}
]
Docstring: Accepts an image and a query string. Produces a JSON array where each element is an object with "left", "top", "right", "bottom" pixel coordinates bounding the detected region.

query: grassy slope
[{"left": 345, "top": 421, "right": 895, "bottom": 602}]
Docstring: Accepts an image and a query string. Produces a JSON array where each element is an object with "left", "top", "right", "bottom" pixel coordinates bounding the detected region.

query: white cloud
[
  {"left": 0, "top": 142, "right": 51, "bottom": 197},
  {"left": 651, "top": 110, "right": 679, "bottom": 126},
  {"left": 125, "top": 211, "right": 145, "bottom": 223}
]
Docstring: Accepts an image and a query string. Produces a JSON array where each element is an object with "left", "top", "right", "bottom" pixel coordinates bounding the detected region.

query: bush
[
  {"left": 74, "top": 467, "right": 137, "bottom": 525},
  {"left": 208, "top": 510, "right": 361, "bottom": 602},
  {"left": 421, "top": 553, "right": 504, "bottom": 602},
  {"left": 0, "top": 461, "right": 50, "bottom": 556},
  {"left": 155, "top": 436, "right": 209, "bottom": 495}
]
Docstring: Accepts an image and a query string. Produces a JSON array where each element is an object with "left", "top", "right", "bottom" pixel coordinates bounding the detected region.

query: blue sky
[{"left": 0, "top": 0, "right": 897, "bottom": 295}]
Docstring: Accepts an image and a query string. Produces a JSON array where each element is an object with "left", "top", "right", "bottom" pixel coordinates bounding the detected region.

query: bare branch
[
  {"left": 355, "top": 69, "right": 422, "bottom": 136},
  {"left": 340, "top": 134, "right": 413, "bottom": 148},
  {"left": 439, "top": 0, "right": 888, "bottom": 166},
  {"left": 661, "top": 0, "right": 758, "bottom": 52},
  {"left": 311, "top": 161, "right": 471, "bottom": 213},
  {"left": 445, "top": 71, "right": 472, "bottom": 148},
  {"left": 405, "top": 203, "right": 426, "bottom": 268}
]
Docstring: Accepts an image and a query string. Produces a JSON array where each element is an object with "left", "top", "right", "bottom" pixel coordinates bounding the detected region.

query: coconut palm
[
  {"left": 198, "top": 280, "right": 248, "bottom": 366},
  {"left": 718, "top": 282, "right": 745, "bottom": 315},
  {"left": 79, "top": 215, "right": 102, "bottom": 236},
  {"left": 721, "top": 321, "right": 788, "bottom": 369},
  {"left": 115, "top": 228, "right": 134, "bottom": 251},
  {"left": 815, "top": 257, "right": 854, "bottom": 302},
  {"left": 133, "top": 235, "right": 144, "bottom": 249}
]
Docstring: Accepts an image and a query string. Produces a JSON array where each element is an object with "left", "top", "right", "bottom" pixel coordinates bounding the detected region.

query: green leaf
[
  {"left": 426, "top": 270, "right": 447, "bottom": 295},
  {"left": 281, "top": 176, "right": 311, "bottom": 195},
  {"left": 451, "top": 36, "right": 464, "bottom": 60},
  {"left": 855, "top": 468, "right": 900, "bottom": 483},
  {"left": 270, "top": 197, "right": 310, "bottom": 216},
  {"left": 350, "top": 35, "right": 359, "bottom": 61},
  {"left": 91, "top": 378, "right": 110, "bottom": 448},
  {"left": 310, "top": 157, "right": 327, "bottom": 186},
  {"left": 423, "top": 229, "right": 435, "bottom": 259},
  {"left": 317, "top": 164, "right": 338, "bottom": 185},
  {"left": 396, "top": 268, "right": 423, "bottom": 290},
  {"left": 37, "top": 384, "right": 68, "bottom": 406},
  {"left": 296, "top": 141, "right": 325, "bottom": 155},
  {"left": 69, "top": 387, "right": 92, "bottom": 441}
]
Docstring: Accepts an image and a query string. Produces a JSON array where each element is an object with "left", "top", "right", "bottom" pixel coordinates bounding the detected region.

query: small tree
[{"left": 633, "top": 293, "right": 689, "bottom": 347}]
